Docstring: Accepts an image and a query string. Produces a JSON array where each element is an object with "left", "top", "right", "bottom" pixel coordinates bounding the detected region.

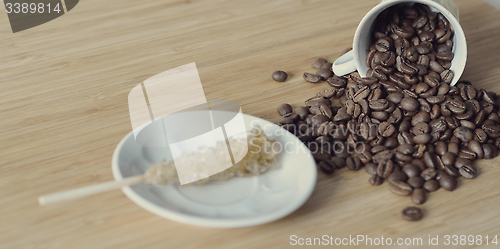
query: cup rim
[{"left": 353, "top": 0, "right": 467, "bottom": 86}]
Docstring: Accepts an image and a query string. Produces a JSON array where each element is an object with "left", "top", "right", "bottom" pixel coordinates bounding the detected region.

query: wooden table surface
[{"left": 1, "top": 0, "right": 500, "bottom": 248}]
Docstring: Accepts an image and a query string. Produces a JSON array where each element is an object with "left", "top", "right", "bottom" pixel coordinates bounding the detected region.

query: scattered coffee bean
[
  {"left": 272, "top": 70, "right": 288, "bottom": 82},
  {"left": 439, "top": 173, "right": 457, "bottom": 191},
  {"left": 369, "top": 175, "right": 385, "bottom": 186},
  {"left": 312, "top": 58, "right": 328, "bottom": 69},
  {"left": 411, "top": 188, "right": 426, "bottom": 204},
  {"left": 303, "top": 73, "right": 322, "bottom": 83},
  {"left": 277, "top": 103, "right": 292, "bottom": 116},
  {"left": 389, "top": 180, "right": 413, "bottom": 196},
  {"left": 402, "top": 207, "right": 423, "bottom": 221},
  {"left": 423, "top": 179, "right": 440, "bottom": 192}
]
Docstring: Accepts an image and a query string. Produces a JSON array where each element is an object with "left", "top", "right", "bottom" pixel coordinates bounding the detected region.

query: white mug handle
[{"left": 332, "top": 50, "right": 357, "bottom": 76}]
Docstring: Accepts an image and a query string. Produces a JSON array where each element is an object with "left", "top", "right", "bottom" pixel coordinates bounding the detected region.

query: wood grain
[{"left": 1, "top": 0, "right": 500, "bottom": 248}]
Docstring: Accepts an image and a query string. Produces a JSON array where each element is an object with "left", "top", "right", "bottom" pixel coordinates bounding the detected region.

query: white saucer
[{"left": 111, "top": 112, "right": 317, "bottom": 228}]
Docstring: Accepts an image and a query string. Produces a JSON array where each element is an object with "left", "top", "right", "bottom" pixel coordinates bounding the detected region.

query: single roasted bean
[
  {"left": 385, "top": 137, "right": 399, "bottom": 149},
  {"left": 303, "top": 72, "right": 322, "bottom": 83},
  {"left": 377, "top": 160, "right": 394, "bottom": 178},
  {"left": 397, "top": 144, "right": 415, "bottom": 155},
  {"left": 402, "top": 206, "right": 423, "bottom": 221},
  {"left": 423, "top": 179, "right": 440, "bottom": 192},
  {"left": 414, "top": 134, "right": 431, "bottom": 144},
  {"left": 272, "top": 71, "right": 288, "bottom": 82},
  {"left": 441, "top": 152, "right": 456, "bottom": 167},
  {"left": 398, "top": 132, "right": 414, "bottom": 145},
  {"left": 403, "top": 164, "right": 422, "bottom": 178},
  {"left": 412, "top": 112, "right": 431, "bottom": 126},
  {"left": 454, "top": 127, "right": 474, "bottom": 142},
  {"left": 400, "top": 97, "right": 420, "bottom": 111},
  {"left": 459, "top": 164, "right": 477, "bottom": 179},
  {"left": 316, "top": 68, "right": 333, "bottom": 80},
  {"left": 379, "top": 121, "right": 396, "bottom": 137},
  {"left": 318, "top": 160, "right": 335, "bottom": 174},
  {"left": 439, "top": 174, "right": 457, "bottom": 191},
  {"left": 369, "top": 175, "right": 385, "bottom": 185},
  {"left": 389, "top": 180, "right": 413, "bottom": 196},
  {"left": 330, "top": 157, "right": 346, "bottom": 169},
  {"left": 387, "top": 92, "right": 404, "bottom": 104},
  {"left": 412, "top": 122, "right": 430, "bottom": 135},
  {"left": 277, "top": 103, "right": 293, "bottom": 116},
  {"left": 408, "top": 176, "right": 425, "bottom": 188},
  {"left": 468, "top": 140, "right": 484, "bottom": 159},
  {"left": 327, "top": 75, "right": 348, "bottom": 88},
  {"left": 312, "top": 58, "right": 328, "bottom": 69},
  {"left": 387, "top": 171, "right": 409, "bottom": 182},
  {"left": 411, "top": 188, "right": 426, "bottom": 204},
  {"left": 346, "top": 156, "right": 363, "bottom": 171},
  {"left": 365, "top": 163, "right": 378, "bottom": 175},
  {"left": 280, "top": 113, "right": 300, "bottom": 124},
  {"left": 423, "top": 152, "right": 437, "bottom": 168}
]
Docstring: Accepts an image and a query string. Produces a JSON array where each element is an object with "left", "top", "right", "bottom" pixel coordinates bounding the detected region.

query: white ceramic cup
[{"left": 332, "top": 0, "right": 466, "bottom": 86}]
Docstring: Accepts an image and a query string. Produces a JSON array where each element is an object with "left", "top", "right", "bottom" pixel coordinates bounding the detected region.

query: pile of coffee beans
[
  {"left": 274, "top": 4, "right": 500, "bottom": 221},
  {"left": 366, "top": 3, "right": 456, "bottom": 89}
]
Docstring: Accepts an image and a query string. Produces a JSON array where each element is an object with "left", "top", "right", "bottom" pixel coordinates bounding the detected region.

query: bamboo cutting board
[{"left": 1, "top": 0, "right": 500, "bottom": 248}]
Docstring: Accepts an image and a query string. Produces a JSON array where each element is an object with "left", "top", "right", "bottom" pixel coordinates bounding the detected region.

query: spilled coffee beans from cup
[{"left": 274, "top": 3, "right": 500, "bottom": 221}]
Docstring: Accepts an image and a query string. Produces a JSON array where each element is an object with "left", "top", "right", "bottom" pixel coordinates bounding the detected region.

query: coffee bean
[
  {"left": 369, "top": 175, "right": 385, "bottom": 185},
  {"left": 423, "top": 152, "right": 437, "bottom": 168},
  {"left": 408, "top": 176, "right": 425, "bottom": 188},
  {"left": 482, "top": 124, "right": 500, "bottom": 138},
  {"left": 346, "top": 156, "right": 362, "bottom": 171},
  {"left": 441, "top": 152, "right": 456, "bottom": 167},
  {"left": 294, "top": 106, "right": 310, "bottom": 120},
  {"left": 411, "top": 188, "right": 426, "bottom": 204},
  {"left": 458, "top": 148, "right": 476, "bottom": 160},
  {"left": 412, "top": 112, "right": 431, "bottom": 126},
  {"left": 397, "top": 144, "right": 415, "bottom": 155},
  {"left": 321, "top": 62, "right": 333, "bottom": 70},
  {"left": 454, "top": 127, "right": 474, "bottom": 142},
  {"left": 403, "top": 164, "right": 421, "bottom": 178},
  {"left": 272, "top": 71, "right": 288, "bottom": 82},
  {"left": 353, "top": 86, "right": 371, "bottom": 102},
  {"left": 387, "top": 92, "right": 404, "bottom": 104},
  {"left": 459, "top": 164, "right": 477, "bottom": 179},
  {"left": 377, "top": 160, "right": 394, "bottom": 178},
  {"left": 312, "top": 58, "right": 328, "bottom": 69},
  {"left": 316, "top": 104, "right": 333, "bottom": 119},
  {"left": 400, "top": 97, "right": 420, "bottom": 111},
  {"left": 397, "top": 132, "right": 413, "bottom": 146},
  {"left": 389, "top": 180, "right": 413, "bottom": 196},
  {"left": 277, "top": 103, "right": 293, "bottom": 116},
  {"left": 375, "top": 38, "right": 392, "bottom": 52},
  {"left": 423, "top": 179, "right": 440, "bottom": 192},
  {"left": 364, "top": 163, "right": 378, "bottom": 175},
  {"left": 402, "top": 207, "right": 423, "bottom": 221},
  {"left": 440, "top": 70, "right": 454, "bottom": 84},
  {"left": 303, "top": 72, "right": 322, "bottom": 83},
  {"left": 280, "top": 113, "right": 299, "bottom": 124},
  {"left": 369, "top": 99, "right": 389, "bottom": 111},
  {"left": 439, "top": 174, "right": 457, "bottom": 191},
  {"left": 319, "top": 160, "right": 335, "bottom": 174},
  {"left": 327, "top": 75, "right": 347, "bottom": 88},
  {"left": 387, "top": 171, "right": 409, "bottom": 182},
  {"left": 305, "top": 96, "right": 329, "bottom": 107},
  {"left": 429, "top": 60, "right": 444, "bottom": 73},
  {"left": 379, "top": 121, "right": 396, "bottom": 137},
  {"left": 468, "top": 140, "right": 484, "bottom": 159},
  {"left": 317, "top": 68, "right": 333, "bottom": 80},
  {"left": 412, "top": 122, "right": 430, "bottom": 135},
  {"left": 414, "top": 134, "right": 431, "bottom": 144}
]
